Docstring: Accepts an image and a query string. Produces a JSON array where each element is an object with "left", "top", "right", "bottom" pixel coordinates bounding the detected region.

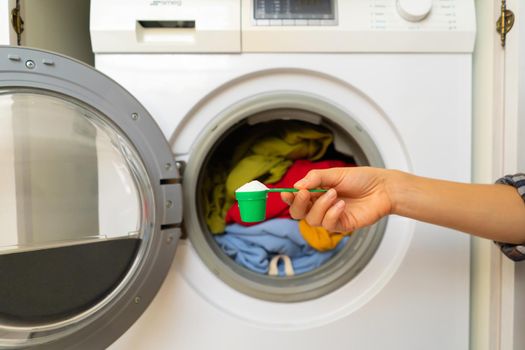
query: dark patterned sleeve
[{"left": 495, "top": 174, "right": 525, "bottom": 262}]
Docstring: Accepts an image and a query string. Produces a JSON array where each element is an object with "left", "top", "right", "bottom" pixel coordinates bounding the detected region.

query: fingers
[
  {"left": 304, "top": 188, "right": 339, "bottom": 226},
  {"left": 288, "top": 190, "right": 312, "bottom": 219},
  {"left": 322, "top": 200, "right": 346, "bottom": 232},
  {"left": 282, "top": 189, "right": 349, "bottom": 232}
]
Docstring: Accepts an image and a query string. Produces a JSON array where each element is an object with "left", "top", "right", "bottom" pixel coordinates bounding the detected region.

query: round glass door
[{"left": 0, "top": 48, "right": 181, "bottom": 349}]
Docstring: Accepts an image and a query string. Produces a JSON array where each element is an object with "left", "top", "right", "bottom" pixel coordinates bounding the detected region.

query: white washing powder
[{"left": 235, "top": 180, "right": 269, "bottom": 193}]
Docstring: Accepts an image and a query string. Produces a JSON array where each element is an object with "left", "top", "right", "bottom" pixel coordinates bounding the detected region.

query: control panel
[{"left": 243, "top": 0, "right": 475, "bottom": 52}]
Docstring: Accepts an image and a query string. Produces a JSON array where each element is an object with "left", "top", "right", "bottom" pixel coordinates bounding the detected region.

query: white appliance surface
[
  {"left": 91, "top": 1, "right": 475, "bottom": 349},
  {"left": 97, "top": 53, "right": 471, "bottom": 350}
]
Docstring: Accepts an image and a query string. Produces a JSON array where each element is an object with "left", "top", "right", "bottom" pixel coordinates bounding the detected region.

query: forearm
[{"left": 387, "top": 170, "right": 525, "bottom": 244}]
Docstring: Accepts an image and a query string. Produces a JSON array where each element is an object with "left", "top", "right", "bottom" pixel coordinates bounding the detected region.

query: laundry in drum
[
  {"left": 202, "top": 121, "right": 356, "bottom": 276},
  {"left": 235, "top": 180, "right": 326, "bottom": 223},
  {"left": 214, "top": 219, "right": 349, "bottom": 276}
]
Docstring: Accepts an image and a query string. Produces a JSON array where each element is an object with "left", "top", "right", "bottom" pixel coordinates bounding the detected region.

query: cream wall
[
  {"left": 504, "top": 1, "right": 525, "bottom": 349},
  {"left": 471, "top": 0, "right": 504, "bottom": 349},
  {"left": 472, "top": 1, "right": 525, "bottom": 349},
  {"left": 17, "top": 0, "right": 93, "bottom": 65},
  {"left": 515, "top": 0, "right": 525, "bottom": 347}
]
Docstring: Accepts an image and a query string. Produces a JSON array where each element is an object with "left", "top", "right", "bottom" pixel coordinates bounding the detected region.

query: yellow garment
[
  {"left": 298, "top": 220, "right": 352, "bottom": 252},
  {"left": 202, "top": 163, "right": 229, "bottom": 235},
  {"left": 225, "top": 126, "right": 334, "bottom": 199},
  {"left": 203, "top": 123, "right": 333, "bottom": 234}
]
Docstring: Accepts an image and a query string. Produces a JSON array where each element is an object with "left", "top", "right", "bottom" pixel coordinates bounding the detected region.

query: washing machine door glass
[
  {"left": 0, "top": 47, "right": 182, "bottom": 349},
  {"left": 0, "top": 90, "right": 146, "bottom": 317},
  {"left": 0, "top": 91, "right": 143, "bottom": 250}
]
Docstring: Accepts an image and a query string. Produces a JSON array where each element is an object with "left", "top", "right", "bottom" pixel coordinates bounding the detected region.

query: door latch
[
  {"left": 10, "top": 0, "right": 24, "bottom": 46},
  {"left": 496, "top": 0, "right": 514, "bottom": 48}
]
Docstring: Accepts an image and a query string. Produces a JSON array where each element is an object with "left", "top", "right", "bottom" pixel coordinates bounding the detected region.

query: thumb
[{"left": 294, "top": 168, "right": 343, "bottom": 190}]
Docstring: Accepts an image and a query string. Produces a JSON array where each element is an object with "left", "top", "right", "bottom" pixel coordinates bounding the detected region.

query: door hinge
[
  {"left": 10, "top": 0, "right": 24, "bottom": 46},
  {"left": 496, "top": 0, "right": 514, "bottom": 48}
]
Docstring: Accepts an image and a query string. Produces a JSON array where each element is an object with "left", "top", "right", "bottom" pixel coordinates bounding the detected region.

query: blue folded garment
[{"left": 214, "top": 218, "right": 348, "bottom": 276}]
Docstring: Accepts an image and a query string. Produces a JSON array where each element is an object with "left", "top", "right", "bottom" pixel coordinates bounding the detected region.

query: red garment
[{"left": 226, "top": 159, "right": 354, "bottom": 225}]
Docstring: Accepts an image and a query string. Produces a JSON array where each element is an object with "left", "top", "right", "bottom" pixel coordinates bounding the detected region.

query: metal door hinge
[
  {"left": 10, "top": 0, "right": 24, "bottom": 46},
  {"left": 496, "top": 0, "right": 514, "bottom": 48}
]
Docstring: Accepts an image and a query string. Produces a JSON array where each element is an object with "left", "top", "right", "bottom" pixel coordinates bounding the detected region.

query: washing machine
[{"left": 0, "top": 0, "right": 475, "bottom": 349}]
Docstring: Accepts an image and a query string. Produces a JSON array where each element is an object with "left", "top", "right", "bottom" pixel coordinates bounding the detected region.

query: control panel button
[{"left": 396, "top": 0, "right": 432, "bottom": 22}]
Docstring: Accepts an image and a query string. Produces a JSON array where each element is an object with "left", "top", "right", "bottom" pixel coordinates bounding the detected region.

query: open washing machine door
[{"left": 0, "top": 46, "right": 182, "bottom": 349}]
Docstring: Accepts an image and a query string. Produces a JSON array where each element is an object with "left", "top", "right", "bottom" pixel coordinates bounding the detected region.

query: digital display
[{"left": 254, "top": 0, "right": 335, "bottom": 20}]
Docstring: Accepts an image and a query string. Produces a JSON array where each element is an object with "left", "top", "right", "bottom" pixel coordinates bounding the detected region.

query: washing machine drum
[{"left": 0, "top": 47, "right": 182, "bottom": 349}]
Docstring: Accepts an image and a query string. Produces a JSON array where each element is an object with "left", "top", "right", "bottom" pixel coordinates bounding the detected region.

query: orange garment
[{"left": 298, "top": 220, "right": 352, "bottom": 252}]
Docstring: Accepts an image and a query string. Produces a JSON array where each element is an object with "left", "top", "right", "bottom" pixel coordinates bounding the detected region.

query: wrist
[{"left": 383, "top": 169, "right": 414, "bottom": 216}]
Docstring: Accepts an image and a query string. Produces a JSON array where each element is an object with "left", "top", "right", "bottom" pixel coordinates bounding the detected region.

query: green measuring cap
[{"left": 235, "top": 190, "right": 269, "bottom": 222}]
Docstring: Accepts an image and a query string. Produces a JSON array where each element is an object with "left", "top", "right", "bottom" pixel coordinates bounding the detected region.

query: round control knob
[{"left": 396, "top": 0, "right": 432, "bottom": 22}]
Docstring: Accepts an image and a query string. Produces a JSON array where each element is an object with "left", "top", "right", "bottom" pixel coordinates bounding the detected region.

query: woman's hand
[{"left": 281, "top": 167, "right": 396, "bottom": 232}]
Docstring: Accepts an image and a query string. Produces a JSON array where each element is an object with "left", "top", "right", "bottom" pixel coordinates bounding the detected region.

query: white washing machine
[{"left": 0, "top": 0, "right": 475, "bottom": 349}]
